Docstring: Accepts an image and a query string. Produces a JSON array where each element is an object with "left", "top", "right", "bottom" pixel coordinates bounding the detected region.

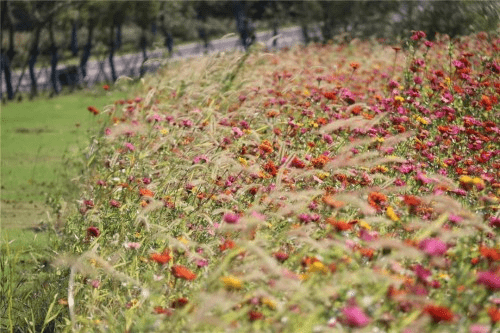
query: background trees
[{"left": 2, "top": 0, "right": 499, "bottom": 100}]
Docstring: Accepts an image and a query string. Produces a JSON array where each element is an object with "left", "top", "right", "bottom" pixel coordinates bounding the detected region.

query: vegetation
[
  {"left": 2, "top": 1, "right": 499, "bottom": 100},
  {"left": 2, "top": 26, "right": 498, "bottom": 331}
]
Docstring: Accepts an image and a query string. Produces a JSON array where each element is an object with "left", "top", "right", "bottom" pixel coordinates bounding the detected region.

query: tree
[
  {"left": 132, "top": 1, "right": 160, "bottom": 77},
  {"left": 1, "top": 1, "right": 16, "bottom": 100}
]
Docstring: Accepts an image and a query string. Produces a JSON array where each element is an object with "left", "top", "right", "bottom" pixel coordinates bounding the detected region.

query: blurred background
[{"left": 1, "top": 0, "right": 499, "bottom": 100}]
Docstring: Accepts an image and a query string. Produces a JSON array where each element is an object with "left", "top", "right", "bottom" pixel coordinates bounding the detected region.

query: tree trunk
[
  {"left": 80, "top": 24, "right": 93, "bottom": 78},
  {"left": 1, "top": 53, "right": 14, "bottom": 100},
  {"left": 29, "top": 27, "right": 41, "bottom": 97},
  {"left": 139, "top": 31, "right": 148, "bottom": 77},
  {"left": 48, "top": 19, "right": 59, "bottom": 95},
  {"left": 70, "top": 21, "right": 78, "bottom": 56},
  {"left": 3, "top": 23, "right": 16, "bottom": 100},
  {"left": 109, "top": 25, "right": 117, "bottom": 82},
  {"left": 115, "top": 24, "right": 122, "bottom": 50}
]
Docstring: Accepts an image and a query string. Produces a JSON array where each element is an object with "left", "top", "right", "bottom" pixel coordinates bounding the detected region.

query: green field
[{"left": 1, "top": 87, "right": 131, "bottom": 232}]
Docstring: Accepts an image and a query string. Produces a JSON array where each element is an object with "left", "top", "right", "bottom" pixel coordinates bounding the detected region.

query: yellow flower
[
  {"left": 394, "top": 96, "right": 404, "bottom": 103},
  {"left": 459, "top": 175, "right": 473, "bottom": 184},
  {"left": 221, "top": 276, "right": 243, "bottom": 290},
  {"left": 471, "top": 177, "right": 484, "bottom": 186},
  {"left": 303, "top": 89, "right": 311, "bottom": 97},
  {"left": 307, "top": 261, "right": 328, "bottom": 274},
  {"left": 444, "top": 77, "right": 451, "bottom": 86},
  {"left": 317, "top": 172, "right": 329, "bottom": 180},
  {"left": 160, "top": 128, "right": 168, "bottom": 135},
  {"left": 415, "top": 116, "right": 428, "bottom": 125},
  {"left": 299, "top": 273, "right": 309, "bottom": 281},
  {"left": 376, "top": 137, "right": 385, "bottom": 143},
  {"left": 386, "top": 206, "right": 399, "bottom": 222},
  {"left": 359, "top": 220, "right": 371, "bottom": 230},
  {"left": 177, "top": 236, "right": 189, "bottom": 245},
  {"left": 89, "top": 258, "right": 97, "bottom": 267},
  {"left": 261, "top": 297, "right": 276, "bottom": 310},
  {"left": 238, "top": 157, "right": 248, "bottom": 166}
]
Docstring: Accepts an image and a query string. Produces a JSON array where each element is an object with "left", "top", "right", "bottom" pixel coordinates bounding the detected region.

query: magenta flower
[
  {"left": 413, "top": 264, "right": 431, "bottom": 281},
  {"left": 223, "top": 213, "right": 240, "bottom": 224},
  {"left": 419, "top": 238, "right": 447, "bottom": 256},
  {"left": 476, "top": 271, "right": 500, "bottom": 291},
  {"left": 341, "top": 306, "right": 370, "bottom": 327}
]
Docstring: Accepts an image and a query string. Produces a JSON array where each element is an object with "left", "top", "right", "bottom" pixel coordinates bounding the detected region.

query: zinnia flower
[
  {"left": 419, "top": 238, "right": 447, "bottom": 256},
  {"left": 341, "top": 306, "right": 370, "bottom": 327},
  {"left": 87, "top": 226, "right": 100, "bottom": 238},
  {"left": 477, "top": 271, "right": 500, "bottom": 291},
  {"left": 423, "top": 305, "right": 454, "bottom": 323},
  {"left": 171, "top": 265, "right": 196, "bottom": 281},
  {"left": 221, "top": 275, "right": 243, "bottom": 290},
  {"left": 150, "top": 250, "right": 171, "bottom": 265}
]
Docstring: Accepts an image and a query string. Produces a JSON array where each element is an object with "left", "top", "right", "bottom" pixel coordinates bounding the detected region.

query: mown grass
[{"left": 1, "top": 87, "right": 131, "bottom": 229}]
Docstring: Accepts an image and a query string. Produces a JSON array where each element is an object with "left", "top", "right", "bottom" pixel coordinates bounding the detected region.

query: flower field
[{"left": 54, "top": 31, "right": 499, "bottom": 332}]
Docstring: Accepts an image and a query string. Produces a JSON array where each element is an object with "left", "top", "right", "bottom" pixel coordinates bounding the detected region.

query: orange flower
[
  {"left": 368, "top": 192, "right": 387, "bottom": 211},
  {"left": 488, "top": 307, "right": 500, "bottom": 323},
  {"left": 172, "top": 265, "right": 196, "bottom": 281},
  {"left": 480, "top": 247, "right": 500, "bottom": 262},
  {"left": 350, "top": 62, "right": 360, "bottom": 70},
  {"left": 326, "top": 217, "right": 352, "bottom": 231},
  {"left": 311, "top": 155, "right": 329, "bottom": 169},
  {"left": 259, "top": 140, "right": 273, "bottom": 154},
  {"left": 322, "top": 195, "right": 345, "bottom": 208},
  {"left": 150, "top": 250, "right": 171, "bottom": 265},
  {"left": 263, "top": 160, "right": 278, "bottom": 177},
  {"left": 139, "top": 188, "right": 154, "bottom": 197}
]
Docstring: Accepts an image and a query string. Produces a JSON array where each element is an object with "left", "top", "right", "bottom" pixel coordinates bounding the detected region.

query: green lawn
[{"left": 1, "top": 87, "right": 132, "bottom": 231}]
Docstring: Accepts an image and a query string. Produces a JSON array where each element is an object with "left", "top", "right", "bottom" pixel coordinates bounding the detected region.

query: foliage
[{"left": 17, "top": 29, "right": 498, "bottom": 332}]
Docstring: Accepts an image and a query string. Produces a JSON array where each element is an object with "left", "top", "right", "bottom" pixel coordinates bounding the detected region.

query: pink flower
[
  {"left": 477, "top": 271, "right": 500, "bottom": 291},
  {"left": 124, "top": 242, "right": 141, "bottom": 250},
  {"left": 341, "top": 306, "right": 370, "bottom": 327},
  {"left": 124, "top": 142, "right": 135, "bottom": 152},
  {"left": 232, "top": 127, "right": 244, "bottom": 138},
  {"left": 109, "top": 199, "right": 121, "bottom": 208},
  {"left": 223, "top": 213, "right": 240, "bottom": 224},
  {"left": 419, "top": 238, "right": 447, "bottom": 256}
]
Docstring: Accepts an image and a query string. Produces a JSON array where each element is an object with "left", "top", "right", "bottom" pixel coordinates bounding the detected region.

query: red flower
[
  {"left": 87, "top": 106, "right": 99, "bottom": 115},
  {"left": 172, "top": 297, "right": 189, "bottom": 308},
  {"left": 248, "top": 310, "right": 264, "bottom": 321},
  {"left": 273, "top": 251, "right": 289, "bottom": 262},
  {"left": 150, "top": 250, "right": 171, "bottom": 265},
  {"left": 291, "top": 157, "right": 306, "bottom": 169},
  {"left": 153, "top": 306, "right": 172, "bottom": 316},
  {"left": 86, "top": 226, "right": 100, "bottom": 238},
  {"left": 488, "top": 307, "right": 500, "bottom": 323},
  {"left": 172, "top": 265, "right": 196, "bottom": 281},
  {"left": 220, "top": 239, "right": 236, "bottom": 251},
  {"left": 103, "top": 84, "right": 110, "bottom": 91},
  {"left": 323, "top": 91, "right": 337, "bottom": 100},
  {"left": 423, "top": 305, "right": 454, "bottom": 323}
]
